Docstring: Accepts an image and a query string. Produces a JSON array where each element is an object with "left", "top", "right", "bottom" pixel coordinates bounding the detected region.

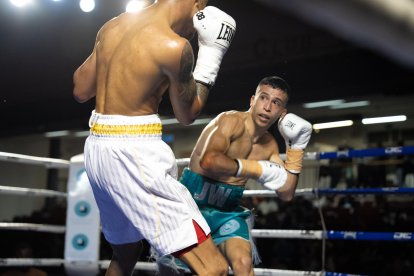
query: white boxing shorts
[{"left": 84, "top": 111, "right": 210, "bottom": 256}]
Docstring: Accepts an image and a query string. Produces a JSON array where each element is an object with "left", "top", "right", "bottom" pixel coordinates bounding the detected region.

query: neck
[
  {"left": 245, "top": 112, "right": 267, "bottom": 143},
  {"left": 165, "top": 1, "right": 193, "bottom": 36}
]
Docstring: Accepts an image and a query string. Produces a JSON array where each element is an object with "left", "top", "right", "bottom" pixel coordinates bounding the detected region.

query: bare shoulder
[
  {"left": 155, "top": 32, "right": 190, "bottom": 63},
  {"left": 214, "top": 111, "right": 246, "bottom": 135},
  {"left": 153, "top": 32, "right": 192, "bottom": 80},
  {"left": 97, "top": 16, "right": 121, "bottom": 37},
  {"left": 216, "top": 110, "right": 244, "bottom": 123}
]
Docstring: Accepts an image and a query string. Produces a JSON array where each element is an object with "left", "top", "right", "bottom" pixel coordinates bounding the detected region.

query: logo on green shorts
[{"left": 219, "top": 219, "right": 240, "bottom": 235}]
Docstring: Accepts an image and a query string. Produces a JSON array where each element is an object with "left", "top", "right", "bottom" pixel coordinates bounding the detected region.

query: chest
[{"left": 227, "top": 132, "right": 272, "bottom": 160}]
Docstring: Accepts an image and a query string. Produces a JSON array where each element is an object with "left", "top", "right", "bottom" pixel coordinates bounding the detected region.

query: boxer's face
[{"left": 250, "top": 84, "right": 288, "bottom": 129}]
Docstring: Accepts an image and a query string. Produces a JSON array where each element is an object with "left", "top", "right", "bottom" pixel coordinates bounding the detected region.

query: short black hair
[{"left": 258, "top": 76, "right": 290, "bottom": 103}]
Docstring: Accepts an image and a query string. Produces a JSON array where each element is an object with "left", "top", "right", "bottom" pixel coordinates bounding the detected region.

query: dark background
[{"left": 1, "top": 0, "right": 414, "bottom": 137}]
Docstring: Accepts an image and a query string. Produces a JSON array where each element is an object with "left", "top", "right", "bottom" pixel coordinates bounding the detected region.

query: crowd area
[{"left": 248, "top": 195, "right": 414, "bottom": 275}]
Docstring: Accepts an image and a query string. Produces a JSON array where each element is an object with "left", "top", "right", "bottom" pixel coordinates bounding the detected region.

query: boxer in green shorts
[
  {"left": 157, "top": 76, "right": 312, "bottom": 276},
  {"left": 180, "top": 168, "right": 252, "bottom": 247}
]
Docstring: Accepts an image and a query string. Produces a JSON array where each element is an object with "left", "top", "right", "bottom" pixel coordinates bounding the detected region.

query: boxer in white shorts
[
  {"left": 85, "top": 113, "right": 210, "bottom": 254},
  {"left": 72, "top": 0, "right": 236, "bottom": 275}
]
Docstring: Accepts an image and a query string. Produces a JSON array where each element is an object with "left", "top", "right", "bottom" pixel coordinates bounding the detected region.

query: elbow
[
  {"left": 174, "top": 101, "right": 201, "bottom": 126},
  {"left": 73, "top": 91, "right": 83, "bottom": 103},
  {"left": 277, "top": 191, "right": 295, "bottom": 202},
  {"left": 283, "top": 194, "right": 295, "bottom": 202},
  {"left": 73, "top": 88, "right": 89, "bottom": 103},
  {"left": 276, "top": 172, "right": 297, "bottom": 201},
  {"left": 73, "top": 74, "right": 85, "bottom": 103},
  {"left": 179, "top": 106, "right": 201, "bottom": 126},
  {"left": 177, "top": 115, "right": 196, "bottom": 126},
  {"left": 199, "top": 152, "right": 216, "bottom": 172},
  {"left": 180, "top": 118, "right": 195, "bottom": 126},
  {"left": 73, "top": 71, "right": 92, "bottom": 103}
]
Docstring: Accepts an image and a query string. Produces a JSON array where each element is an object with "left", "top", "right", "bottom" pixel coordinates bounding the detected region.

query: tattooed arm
[{"left": 163, "top": 40, "right": 210, "bottom": 125}]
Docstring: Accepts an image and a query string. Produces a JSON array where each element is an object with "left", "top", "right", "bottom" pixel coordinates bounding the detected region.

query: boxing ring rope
[
  {"left": 1, "top": 146, "right": 414, "bottom": 275},
  {"left": 244, "top": 187, "right": 414, "bottom": 197},
  {"left": 0, "top": 259, "right": 352, "bottom": 276},
  {"left": 1, "top": 221, "right": 412, "bottom": 241},
  {"left": 0, "top": 222, "right": 65, "bottom": 234},
  {"left": 2, "top": 182, "right": 413, "bottom": 199},
  {"left": 0, "top": 151, "right": 70, "bottom": 169},
  {"left": 0, "top": 185, "right": 67, "bottom": 198}
]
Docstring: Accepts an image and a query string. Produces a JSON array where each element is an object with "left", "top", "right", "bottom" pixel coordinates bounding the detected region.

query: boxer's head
[
  {"left": 249, "top": 76, "right": 290, "bottom": 129},
  {"left": 175, "top": 0, "right": 208, "bottom": 39},
  {"left": 257, "top": 76, "right": 290, "bottom": 104}
]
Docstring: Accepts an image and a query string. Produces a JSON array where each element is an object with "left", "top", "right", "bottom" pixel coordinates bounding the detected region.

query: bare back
[
  {"left": 189, "top": 111, "right": 281, "bottom": 185},
  {"left": 94, "top": 10, "right": 186, "bottom": 115}
]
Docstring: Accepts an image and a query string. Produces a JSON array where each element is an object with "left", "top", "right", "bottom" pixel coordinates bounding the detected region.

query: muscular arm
[
  {"left": 269, "top": 153, "right": 299, "bottom": 201},
  {"left": 198, "top": 115, "right": 243, "bottom": 178},
  {"left": 73, "top": 51, "right": 97, "bottom": 103},
  {"left": 165, "top": 40, "right": 210, "bottom": 125},
  {"left": 73, "top": 31, "right": 100, "bottom": 103},
  {"left": 73, "top": 27, "right": 104, "bottom": 103}
]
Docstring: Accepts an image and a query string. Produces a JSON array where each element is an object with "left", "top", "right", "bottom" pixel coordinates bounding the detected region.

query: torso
[
  {"left": 94, "top": 9, "right": 179, "bottom": 115},
  {"left": 190, "top": 111, "right": 278, "bottom": 185}
]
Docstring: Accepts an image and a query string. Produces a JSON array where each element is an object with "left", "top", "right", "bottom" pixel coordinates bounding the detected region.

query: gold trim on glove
[
  {"left": 284, "top": 148, "right": 304, "bottom": 174},
  {"left": 236, "top": 159, "right": 262, "bottom": 179}
]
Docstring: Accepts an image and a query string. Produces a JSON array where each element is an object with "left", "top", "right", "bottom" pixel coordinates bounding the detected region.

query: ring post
[{"left": 64, "top": 154, "right": 100, "bottom": 275}]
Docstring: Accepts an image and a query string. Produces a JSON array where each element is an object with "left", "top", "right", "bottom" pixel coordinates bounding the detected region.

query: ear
[
  {"left": 250, "top": 95, "right": 255, "bottom": 107},
  {"left": 193, "top": 0, "right": 205, "bottom": 12},
  {"left": 279, "top": 108, "right": 288, "bottom": 121},
  {"left": 189, "top": 0, "right": 199, "bottom": 17}
]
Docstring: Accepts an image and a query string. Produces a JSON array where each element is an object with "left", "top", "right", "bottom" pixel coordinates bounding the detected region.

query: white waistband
[{"left": 89, "top": 110, "right": 162, "bottom": 127}]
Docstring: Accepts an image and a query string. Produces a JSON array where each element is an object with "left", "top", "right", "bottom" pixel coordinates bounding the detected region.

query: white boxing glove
[
  {"left": 278, "top": 113, "right": 312, "bottom": 150},
  {"left": 193, "top": 6, "right": 236, "bottom": 87},
  {"left": 278, "top": 113, "right": 312, "bottom": 174},
  {"left": 236, "top": 159, "right": 287, "bottom": 191},
  {"left": 257, "top": 161, "right": 288, "bottom": 190}
]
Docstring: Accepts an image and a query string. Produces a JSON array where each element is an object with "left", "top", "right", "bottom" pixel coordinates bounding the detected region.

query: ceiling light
[
  {"left": 330, "top": 100, "right": 370, "bottom": 109},
  {"left": 10, "top": 0, "right": 31, "bottom": 7},
  {"left": 126, "top": 0, "right": 148, "bottom": 12},
  {"left": 303, "top": 99, "right": 345, "bottom": 108},
  {"left": 79, "top": 0, "right": 95, "bottom": 13},
  {"left": 313, "top": 120, "right": 353, "bottom": 130},
  {"left": 362, "top": 115, "right": 407, "bottom": 125}
]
